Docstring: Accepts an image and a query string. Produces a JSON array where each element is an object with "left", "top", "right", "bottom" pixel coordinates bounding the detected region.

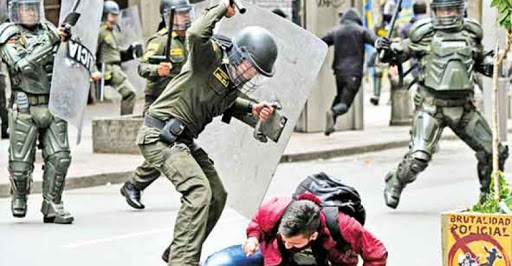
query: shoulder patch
[
  {"left": 213, "top": 67, "right": 229, "bottom": 87},
  {"left": 157, "top": 28, "right": 168, "bottom": 36},
  {"left": 409, "top": 17, "right": 434, "bottom": 43}
]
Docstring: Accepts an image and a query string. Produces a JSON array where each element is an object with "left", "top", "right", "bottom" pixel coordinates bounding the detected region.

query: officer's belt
[
  {"left": 144, "top": 113, "right": 195, "bottom": 147},
  {"left": 424, "top": 97, "right": 468, "bottom": 107},
  {"left": 143, "top": 114, "right": 166, "bottom": 130},
  {"left": 27, "top": 94, "right": 50, "bottom": 105}
]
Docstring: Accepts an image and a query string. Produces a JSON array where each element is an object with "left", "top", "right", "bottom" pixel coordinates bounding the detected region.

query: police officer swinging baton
[
  {"left": 379, "top": 0, "right": 405, "bottom": 86},
  {"left": 61, "top": 0, "right": 82, "bottom": 38},
  {"left": 148, "top": 7, "right": 175, "bottom": 64}
]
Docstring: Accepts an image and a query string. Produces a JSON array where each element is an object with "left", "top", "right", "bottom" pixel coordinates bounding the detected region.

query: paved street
[{"left": 1, "top": 138, "right": 510, "bottom": 266}]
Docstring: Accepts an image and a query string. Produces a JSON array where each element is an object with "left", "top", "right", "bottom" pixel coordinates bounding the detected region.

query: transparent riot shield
[
  {"left": 118, "top": 6, "right": 145, "bottom": 95},
  {"left": 197, "top": 3, "right": 328, "bottom": 217},
  {"left": 48, "top": 0, "right": 103, "bottom": 144}
]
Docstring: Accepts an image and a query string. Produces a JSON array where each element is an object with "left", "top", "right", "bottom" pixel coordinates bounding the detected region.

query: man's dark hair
[
  {"left": 413, "top": 0, "right": 427, "bottom": 15},
  {"left": 278, "top": 200, "right": 321, "bottom": 238}
]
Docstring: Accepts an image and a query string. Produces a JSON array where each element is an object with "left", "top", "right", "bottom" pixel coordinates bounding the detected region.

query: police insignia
[
  {"left": 213, "top": 67, "right": 229, "bottom": 87},
  {"left": 170, "top": 48, "right": 184, "bottom": 56}
]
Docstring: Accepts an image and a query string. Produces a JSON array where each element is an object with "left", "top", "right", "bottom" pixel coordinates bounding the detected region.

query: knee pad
[
  {"left": 45, "top": 151, "right": 71, "bottom": 177},
  {"left": 397, "top": 152, "right": 430, "bottom": 184},
  {"left": 410, "top": 152, "right": 430, "bottom": 173}
]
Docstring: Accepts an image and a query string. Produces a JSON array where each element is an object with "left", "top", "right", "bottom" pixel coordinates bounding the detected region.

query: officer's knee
[
  {"left": 46, "top": 151, "right": 72, "bottom": 175},
  {"left": 187, "top": 180, "right": 213, "bottom": 208},
  {"left": 410, "top": 151, "right": 430, "bottom": 173}
]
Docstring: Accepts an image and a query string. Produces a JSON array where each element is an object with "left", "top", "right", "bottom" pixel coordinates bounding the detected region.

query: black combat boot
[{"left": 120, "top": 181, "right": 145, "bottom": 209}]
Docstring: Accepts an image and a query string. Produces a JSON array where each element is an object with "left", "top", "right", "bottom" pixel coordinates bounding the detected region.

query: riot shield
[
  {"left": 48, "top": 0, "right": 103, "bottom": 144},
  {"left": 197, "top": 3, "right": 328, "bottom": 217},
  {"left": 118, "top": 6, "right": 145, "bottom": 95}
]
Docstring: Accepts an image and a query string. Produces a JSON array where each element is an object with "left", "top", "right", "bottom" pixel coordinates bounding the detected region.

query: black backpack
[{"left": 293, "top": 172, "right": 366, "bottom": 250}]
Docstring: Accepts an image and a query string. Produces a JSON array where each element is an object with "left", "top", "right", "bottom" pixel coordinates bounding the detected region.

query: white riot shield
[
  {"left": 197, "top": 3, "right": 328, "bottom": 217},
  {"left": 118, "top": 6, "right": 145, "bottom": 95},
  {"left": 49, "top": 0, "right": 102, "bottom": 144}
]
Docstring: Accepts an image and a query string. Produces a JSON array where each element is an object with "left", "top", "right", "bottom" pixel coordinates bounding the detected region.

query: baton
[{"left": 230, "top": 0, "right": 246, "bottom": 14}]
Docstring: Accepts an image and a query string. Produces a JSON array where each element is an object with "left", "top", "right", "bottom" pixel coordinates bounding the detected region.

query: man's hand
[
  {"left": 58, "top": 26, "right": 71, "bottom": 42},
  {"left": 157, "top": 62, "right": 173, "bottom": 77},
  {"left": 252, "top": 102, "right": 274, "bottom": 122},
  {"left": 221, "top": 0, "right": 236, "bottom": 17},
  {"left": 375, "top": 37, "right": 391, "bottom": 52},
  {"left": 91, "top": 71, "right": 102, "bottom": 82},
  {"left": 243, "top": 237, "right": 259, "bottom": 256},
  {"left": 375, "top": 37, "right": 394, "bottom": 63}
]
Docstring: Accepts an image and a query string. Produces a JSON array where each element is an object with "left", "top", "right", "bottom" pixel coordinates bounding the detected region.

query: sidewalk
[{"left": 0, "top": 89, "right": 502, "bottom": 197}]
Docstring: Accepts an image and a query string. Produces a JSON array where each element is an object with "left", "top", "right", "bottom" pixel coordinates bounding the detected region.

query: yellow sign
[{"left": 442, "top": 212, "right": 512, "bottom": 266}]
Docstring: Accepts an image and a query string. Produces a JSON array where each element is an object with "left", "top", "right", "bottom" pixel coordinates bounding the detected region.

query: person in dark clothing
[
  {"left": 399, "top": 0, "right": 428, "bottom": 39},
  {"left": 321, "top": 9, "right": 377, "bottom": 136}
]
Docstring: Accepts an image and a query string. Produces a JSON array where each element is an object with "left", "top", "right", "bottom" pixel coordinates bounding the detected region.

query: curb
[
  {"left": 0, "top": 171, "right": 132, "bottom": 198},
  {"left": 0, "top": 134, "right": 467, "bottom": 198},
  {"left": 280, "top": 134, "right": 459, "bottom": 163}
]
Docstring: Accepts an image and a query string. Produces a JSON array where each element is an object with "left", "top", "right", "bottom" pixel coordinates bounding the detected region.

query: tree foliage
[{"left": 491, "top": 0, "right": 512, "bottom": 29}]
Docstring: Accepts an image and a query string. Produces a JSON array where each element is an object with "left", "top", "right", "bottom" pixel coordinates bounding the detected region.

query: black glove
[
  {"left": 375, "top": 37, "right": 394, "bottom": 63},
  {"left": 375, "top": 37, "right": 391, "bottom": 50}
]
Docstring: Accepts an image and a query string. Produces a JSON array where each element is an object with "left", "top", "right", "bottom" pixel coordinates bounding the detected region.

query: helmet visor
[
  {"left": 227, "top": 47, "right": 269, "bottom": 95},
  {"left": 433, "top": 4, "right": 463, "bottom": 18},
  {"left": 163, "top": 8, "right": 194, "bottom": 31},
  {"left": 9, "top": 2, "right": 43, "bottom": 25}
]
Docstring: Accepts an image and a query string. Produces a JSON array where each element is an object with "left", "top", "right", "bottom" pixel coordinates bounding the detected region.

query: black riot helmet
[
  {"left": 103, "top": 1, "right": 120, "bottom": 21},
  {"left": 160, "top": 0, "right": 192, "bottom": 14},
  {"left": 430, "top": 0, "right": 466, "bottom": 30},
  {"left": 160, "top": 0, "right": 193, "bottom": 30},
  {"left": 8, "top": 0, "right": 43, "bottom": 25},
  {"left": 227, "top": 26, "right": 278, "bottom": 94}
]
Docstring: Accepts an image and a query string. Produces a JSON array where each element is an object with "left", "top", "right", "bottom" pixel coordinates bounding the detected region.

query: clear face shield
[
  {"left": 432, "top": 3, "right": 465, "bottom": 29},
  {"left": 227, "top": 46, "right": 270, "bottom": 95},
  {"left": 163, "top": 8, "right": 194, "bottom": 31},
  {"left": 9, "top": 1, "right": 44, "bottom": 26}
]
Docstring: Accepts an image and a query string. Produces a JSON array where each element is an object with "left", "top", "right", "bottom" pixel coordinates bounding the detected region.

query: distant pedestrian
[{"left": 321, "top": 9, "right": 377, "bottom": 136}]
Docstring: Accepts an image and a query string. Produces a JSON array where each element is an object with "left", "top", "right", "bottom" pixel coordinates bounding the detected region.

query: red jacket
[{"left": 246, "top": 194, "right": 388, "bottom": 266}]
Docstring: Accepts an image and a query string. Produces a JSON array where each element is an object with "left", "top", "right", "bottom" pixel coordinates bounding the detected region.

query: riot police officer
[
  {"left": 140, "top": 0, "right": 192, "bottom": 113},
  {"left": 0, "top": 0, "right": 74, "bottom": 223},
  {"left": 91, "top": 1, "right": 138, "bottom": 115},
  {"left": 123, "top": 0, "right": 278, "bottom": 264},
  {"left": 120, "top": 0, "right": 192, "bottom": 210},
  {"left": 375, "top": 0, "right": 509, "bottom": 209}
]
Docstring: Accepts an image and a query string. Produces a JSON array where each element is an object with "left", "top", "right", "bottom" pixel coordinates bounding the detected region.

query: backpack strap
[{"left": 323, "top": 207, "right": 351, "bottom": 251}]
